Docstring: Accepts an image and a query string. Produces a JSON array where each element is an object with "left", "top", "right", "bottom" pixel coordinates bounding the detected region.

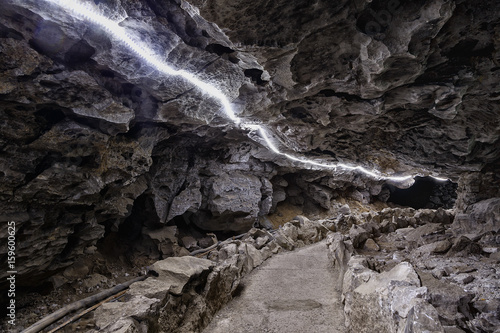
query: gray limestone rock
[
  {"left": 94, "top": 295, "right": 159, "bottom": 332},
  {"left": 403, "top": 299, "right": 445, "bottom": 333},
  {"left": 205, "top": 172, "right": 263, "bottom": 232},
  {"left": 363, "top": 238, "right": 380, "bottom": 252},
  {"left": 0, "top": 2, "right": 499, "bottom": 333},
  {"left": 417, "top": 270, "right": 475, "bottom": 327},
  {"left": 349, "top": 224, "right": 370, "bottom": 249},
  {"left": 150, "top": 256, "right": 214, "bottom": 295},
  {"left": 167, "top": 182, "right": 203, "bottom": 222},
  {"left": 344, "top": 261, "right": 439, "bottom": 333},
  {"left": 452, "top": 198, "right": 500, "bottom": 238}
]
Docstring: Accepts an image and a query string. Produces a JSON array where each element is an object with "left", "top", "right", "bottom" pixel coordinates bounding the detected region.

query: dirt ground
[{"left": 1, "top": 250, "right": 154, "bottom": 333}]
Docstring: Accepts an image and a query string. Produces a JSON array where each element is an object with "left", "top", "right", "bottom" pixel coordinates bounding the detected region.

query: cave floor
[{"left": 203, "top": 240, "right": 346, "bottom": 333}]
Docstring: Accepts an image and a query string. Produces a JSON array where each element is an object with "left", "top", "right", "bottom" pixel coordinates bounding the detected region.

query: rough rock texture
[
  {"left": 0, "top": 0, "right": 500, "bottom": 323},
  {"left": 452, "top": 197, "right": 500, "bottom": 238},
  {"left": 344, "top": 261, "right": 442, "bottom": 333},
  {"left": 88, "top": 216, "right": 328, "bottom": 333},
  {"left": 194, "top": 0, "right": 500, "bottom": 176},
  {"left": 327, "top": 206, "right": 500, "bottom": 333}
]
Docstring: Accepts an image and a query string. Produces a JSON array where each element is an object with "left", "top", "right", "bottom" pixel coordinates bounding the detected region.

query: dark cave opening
[
  {"left": 97, "top": 194, "right": 226, "bottom": 262},
  {"left": 386, "top": 176, "right": 458, "bottom": 209}
]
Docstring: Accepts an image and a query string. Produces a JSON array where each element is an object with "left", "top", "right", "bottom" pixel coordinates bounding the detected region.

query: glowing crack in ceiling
[{"left": 26, "top": 0, "right": 449, "bottom": 185}]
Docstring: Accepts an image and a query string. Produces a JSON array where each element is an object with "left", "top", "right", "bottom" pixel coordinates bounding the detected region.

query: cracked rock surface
[{"left": 0, "top": 0, "right": 499, "bottom": 327}]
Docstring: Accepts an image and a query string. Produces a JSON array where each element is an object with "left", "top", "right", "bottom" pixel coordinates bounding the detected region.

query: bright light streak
[
  {"left": 40, "top": 0, "right": 241, "bottom": 125},
  {"left": 32, "top": 0, "right": 422, "bottom": 184},
  {"left": 253, "top": 125, "right": 414, "bottom": 182},
  {"left": 430, "top": 176, "right": 449, "bottom": 182}
]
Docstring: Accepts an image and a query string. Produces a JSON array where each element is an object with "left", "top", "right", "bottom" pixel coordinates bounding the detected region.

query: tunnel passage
[{"left": 386, "top": 176, "right": 457, "bottom": 209}]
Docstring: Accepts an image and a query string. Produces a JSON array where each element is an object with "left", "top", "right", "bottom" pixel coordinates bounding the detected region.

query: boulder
[
  {"left": 130, "top": 256, "right": 213, "bottom": 298},
  {"left": 166, "top": 182, "right": 202, "bottom": 222},
  {"left": 417, "top": 270, "right": 475, "bottom": 326},
  {"left": 344, "top": 262, "right": 441, "bottom": 333},
  {"left": 412, "top": 240, "right": 452, "bottom": 257},
  {"left": 405, "top": 224, "right": 446, "bottom": 247},
  {"left": 349, "top": 224, "right": 370, "bottom": 248},
  {"left": 94, "top": 295, "right": 160, "bottom": 332},
  {"left": 403, "top": 298, "right": 445, "bottom": 333},
  {"left": 363, "top": 238, "right": 380, "bottom": 251},
  {"left": 239, "top": 243, "right": 264, "bottom": 273},
  {"left": 452, "top": 198, "right": 500, "bottom": 238},
  {"left": 141, "top": 225, "right": 178, "bottom": 256},
  {"left": 326, "top": 232, "right": 353, "bottom": 288},
  {"left": 204, "top": 172, "right": 263, "bottom": 232},
  {"left": 448, "top": 236, "right": 482, "bottom": 256}
]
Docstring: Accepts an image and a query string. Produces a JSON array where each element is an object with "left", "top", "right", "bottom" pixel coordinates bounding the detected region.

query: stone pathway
[{"left": 203, "top": 240, "right": 346, "bottom": 333}]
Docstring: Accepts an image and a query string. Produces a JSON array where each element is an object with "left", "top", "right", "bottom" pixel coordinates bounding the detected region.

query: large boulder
[
  {"left": 343, "top": 261, "right": 443, "bottom": 333},
  {"left": 203, "top": 172, "right": 263, "bottom": 232},
  {"left": 452, "top": 198, "right": 500, "bottom": 238}
]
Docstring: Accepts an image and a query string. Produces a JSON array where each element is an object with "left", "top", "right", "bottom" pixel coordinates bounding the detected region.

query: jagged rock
[
  {"left": 403, "top": 299, "right": 445, "bottom": 333},
  {"left": 149, "top": 256, "right": 213, "bottom": 295},
  {"left": 343, "top": 261, "right": 438, "bottom": 333},
  {"left": 217, "top": 243, "right": 239, "bottom": 262},
  {"left": 253, "top": 236, "right": 268, "bottom": 249},
  {"left": 326, "top": 232, "right": 353, "bottom": 288},
  {"left": 341, "top": 256, "right": 377, "bottom": 303},
  {"left": 349, "top": 224, "right": 370, "bottom": 249},
  {"left": 363, "top": 238, "right": 380, "bottom": 252},
  {"left": 181, "top": 236, "right": 198, "bottom": 250},
  {"left": 448, "top": 236, "right": 482, "bottom": 256},
  {"left": 381, "top": 218, "right": 398, "bottom": 233},
  {"left": 452, "top": 274, "right": 475, "bottom": 285},
  {"left": 417, "top": 270, "right": 475, "bottom": 327},
  {"left": 412, "top": 240, "right": 453, "bottom": 258},
  {"left": 452, "top": 198, "right": 500, "bottom": 238},
  {"left": 167, "top": 182, "right": 203, "bottom": 222},
  {"left": 205, "top": 172, "right": 263, "bottom": 232},
  {"left": 94, "top": 295, "right": 160, "bottom": 332},
  {"left": 273, "top": 231, "right": 295, "bottom": 251},
  {"left": 261, "top": 241, "right": 282, "bottom": 259},
  {"left": 139, "top": 225, "right": 181, "bottom": 258},
  {"left": 455, "top": 173, "right": 500, "bottom": 211},
  {"left": 405, "top": 224, "right": 446, "bottom": 247},
  {"left": 279, "top": 222, "right": 299, "bottom": 242},
  {"left": 336, "top": 214, "right": 361, "bottom": 233},
  {"left": 247, "top": 227, "right": 273, "bottom": 240},
  {"left": 239, "top": 243, "right": 263, "bottom": 272},
  {"left": 290, "top": 215, "right": 327, "bottom": 244}
]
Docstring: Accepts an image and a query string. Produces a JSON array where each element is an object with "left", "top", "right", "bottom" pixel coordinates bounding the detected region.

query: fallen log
[{"left": 21, "top": 274, "right": 147, "bottom": 333}]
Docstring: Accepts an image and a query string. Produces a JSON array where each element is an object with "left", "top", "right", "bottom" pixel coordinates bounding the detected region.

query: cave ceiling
[{"left": 1, "top": 0, "right": 499, "bottom": 181}]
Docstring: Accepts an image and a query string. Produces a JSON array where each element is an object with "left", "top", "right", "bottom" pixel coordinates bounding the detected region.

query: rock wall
[
  {"left": 1, "top": 0, "right": 500, "bottom": 320},
  {"left": 455, "top": 171, "right": 500, "bottom": 211},
  {"left": 326, "top": 207, "right": 500, "bottom": 333},
  {"left": 87, "top": 217, "right": 328, "bottom": 333},
  {"left": 194, "top": 0, "right": 500, "bottom": 177}
]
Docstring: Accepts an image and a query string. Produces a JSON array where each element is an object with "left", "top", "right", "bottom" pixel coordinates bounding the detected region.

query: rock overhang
[{"left": 3, "top": 0, "right": 499, "bottom": 180}]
